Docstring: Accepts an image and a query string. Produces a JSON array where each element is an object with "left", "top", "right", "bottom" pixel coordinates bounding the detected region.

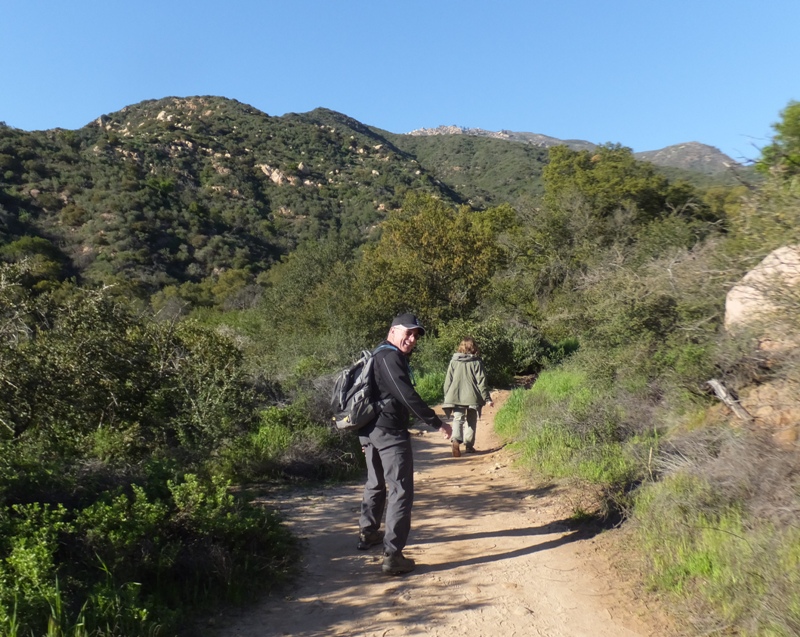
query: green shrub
[
  {"left": 0, "top": 276, "right": 259, "bottom": 468},
  {"left": 416, "top": 317, "right": 548, "bottom": 387},
  {"left": 415, "top": 371, "right": 445, "bottom": 406},
  {"left": 655, "top": 339, "right": 716, "bottom": 389},
  {"left": 0, "top": 270, "right": 303, "bottom": 635},
  {"left": 541, "top": 336, "right": 580, "bottom": 367},
  {"left": 27, "top": 474, "right": 294, "bottom": 636},
  {"left": 0, "top": 504, "right": 71, "bottom": 628},
  {"left": 221, "top": 403, "right": 363, "bottom": 482},
  {"left": 0, "top": 501, "right": 159, "bottom": 636}
]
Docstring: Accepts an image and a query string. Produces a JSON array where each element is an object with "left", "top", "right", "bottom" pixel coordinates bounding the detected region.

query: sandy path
[{"left": 217, "top": 391, "right": 671, "bottom": 637}]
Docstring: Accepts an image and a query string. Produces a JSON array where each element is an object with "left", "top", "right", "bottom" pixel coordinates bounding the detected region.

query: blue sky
[{"left": 2, "top": 1, "right": 797, "bottom": 163}]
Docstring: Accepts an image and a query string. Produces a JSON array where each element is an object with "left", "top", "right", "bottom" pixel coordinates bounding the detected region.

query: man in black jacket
[{"left": 357, "top": 313, "right": 452, "bottom": 575}]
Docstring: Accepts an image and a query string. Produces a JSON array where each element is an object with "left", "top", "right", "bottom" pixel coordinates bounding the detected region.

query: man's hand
[{"left": 440, "top": 422, "right": 453, "bottom": 440}]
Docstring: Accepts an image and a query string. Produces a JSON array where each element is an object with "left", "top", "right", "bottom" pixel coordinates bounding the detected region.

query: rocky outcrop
[
  {"left": 723, "top": 245, "right": 800, "bottom": 447},
  {"left": 725, "top": 245, "right": 800, "bottom": 332},
  {"left": 257, "top": 164, "right": 288, "bottom": 185},
  {"left": 739, "top": 380, "right": 800, "bottom": 446}
]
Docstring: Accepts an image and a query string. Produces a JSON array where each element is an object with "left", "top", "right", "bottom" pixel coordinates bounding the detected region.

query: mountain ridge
[
  {"left": 0, "top": 95, "right": 747, "bottom": 299},
  {"left": 406, "top": 124, "right": 740, "bottom": 175},
  {"left": 8, "top": 100, "right": 744, "bottom": 176}
]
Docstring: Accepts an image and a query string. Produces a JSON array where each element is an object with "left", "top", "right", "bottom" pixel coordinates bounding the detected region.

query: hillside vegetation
[{"left": 0, "top": 95, "right": 797, "bottom": 636}]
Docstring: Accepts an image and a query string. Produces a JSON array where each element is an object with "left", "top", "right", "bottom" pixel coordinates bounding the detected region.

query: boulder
[
  {"left": 723, "top": 246, "right": 800, "bottom": 447},
  {"left": 725, "top": 245, "right": 800, "bottom": 331}
]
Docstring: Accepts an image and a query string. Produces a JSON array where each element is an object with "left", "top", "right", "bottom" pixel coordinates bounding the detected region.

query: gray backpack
[{"left": 330, "top": 345, "right": 394, "bottom": 432}]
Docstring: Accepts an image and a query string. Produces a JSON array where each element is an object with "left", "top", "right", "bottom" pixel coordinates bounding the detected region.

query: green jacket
[{"left": 442, "top": 353, "right": 491, "bottom": 409}]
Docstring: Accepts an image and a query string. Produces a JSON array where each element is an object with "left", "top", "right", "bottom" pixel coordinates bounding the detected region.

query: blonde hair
[{"left": 457, "top": 337, "right": 479, "bottom": 356}]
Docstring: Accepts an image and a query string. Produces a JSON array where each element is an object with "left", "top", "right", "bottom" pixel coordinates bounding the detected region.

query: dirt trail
[{"left": 218, "top": 391, "right": 672, "bottom": 637}]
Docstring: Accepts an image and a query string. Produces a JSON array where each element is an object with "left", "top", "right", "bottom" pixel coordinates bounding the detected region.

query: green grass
[
  {"left": 635, "top": 474, "right": 800, "bottom": 636},
  {"left": 507, "top": 369, "right": 641, "bottom": 487},
  {"left": 528, "top": 368, "right": 589, "bottom": 402},
  {"left": 493, "top": 388, "right": 528, "bottom": 438},
  {"left": 518, "top": 421, "right": 639, "bottom": 486}
]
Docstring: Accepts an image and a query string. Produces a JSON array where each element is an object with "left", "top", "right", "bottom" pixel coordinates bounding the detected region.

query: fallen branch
[{"left": 707, "top": 379, "right": 754, "bottom": 424}]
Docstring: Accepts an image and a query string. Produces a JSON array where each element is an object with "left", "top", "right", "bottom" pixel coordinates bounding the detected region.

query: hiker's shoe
[
  {"left": 382, "top": 551, "right": 415, "bottom": 575},
  {"left": 452, "top": 440, "right": 461, "bottom": 457},
  {"left": 465, "top": 445, "right": 476, "bottom": 453},
  {"left": 357, "top": 529, "right": 384, "bottom": 551}
]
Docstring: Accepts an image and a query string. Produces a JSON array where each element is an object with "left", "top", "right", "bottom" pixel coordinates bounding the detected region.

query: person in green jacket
[{"left": 442, "top": 337, "right": 493, "bottom": 457}]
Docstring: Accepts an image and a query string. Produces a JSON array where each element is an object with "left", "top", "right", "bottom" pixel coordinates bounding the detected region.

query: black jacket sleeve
[{"left": 373, "top": 346, "right": 442, "bottom": 430}]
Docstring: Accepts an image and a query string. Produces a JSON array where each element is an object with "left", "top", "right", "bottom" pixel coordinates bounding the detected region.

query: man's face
[{"left": 388, "top": 326, "right": 420, "bottom": 355}]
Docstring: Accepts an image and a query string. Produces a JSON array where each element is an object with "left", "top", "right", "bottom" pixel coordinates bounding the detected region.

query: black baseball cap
[{"left": 390, "top": 313, "right": 426, "bottom": 336}]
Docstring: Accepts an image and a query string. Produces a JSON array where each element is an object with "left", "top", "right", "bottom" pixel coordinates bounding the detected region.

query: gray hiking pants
[
  {"left": 358, "top": 426, "right": 414, "bottom": 555},
  {"left": 451, "top": 406, "right": 479, "bottom": 447}
]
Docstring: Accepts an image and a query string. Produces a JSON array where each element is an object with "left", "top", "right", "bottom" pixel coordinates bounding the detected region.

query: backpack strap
[
  {"left": 372, "top": 342, "right": 413, "bottom": 380},
  {"left": 369, "top": 343, "right": 403, "bottom": 416},
  {"left": 372, "top": 343, "right": 399, "bottom": 355}
]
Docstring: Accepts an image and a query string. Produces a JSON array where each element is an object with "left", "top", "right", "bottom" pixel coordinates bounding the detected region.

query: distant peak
[
  {"left": 408, "top": 125, "right": 478, "bottom": 136},
  {"left": 406, "top": 126, "right": 742, "bottom": 173},
  {"left": 634, "top": 142, "right": 740, "bottom": 173},
  {"left": 405, "top": 125, "right": 597, "bottom": 151}
]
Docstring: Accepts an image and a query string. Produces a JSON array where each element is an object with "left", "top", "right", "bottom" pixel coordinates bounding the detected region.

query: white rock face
[
  {"left": 724, "top": 245, "right": 800, "bottom": 447},
  {"left": 725, "top": 245, "right": 800, "bottom": 330}
]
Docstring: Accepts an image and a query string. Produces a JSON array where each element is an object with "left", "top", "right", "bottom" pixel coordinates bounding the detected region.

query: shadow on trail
[
  {"left": 414, "top": 518, "right": 578, "bottom": 546},
  {"left": 459, "top": 443, "right": 507, "bottom": 455},
  {"left": 417, "top": 530, "right": 585, "bottom": 574}
]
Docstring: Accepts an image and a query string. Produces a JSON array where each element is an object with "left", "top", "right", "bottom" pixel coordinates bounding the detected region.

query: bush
[
  {"left": 415, "top": 317, "right": 550, "bottom": 387},
  {"left": 0, "top": 474, "right": 297, "bottom": 636},
  {"left": 0, "top": 276, "right": 259, "bottom": 468},
  {"left": 0, "top": 267, "right": 304, "bottom": 635},
  {"left": 415, "top": 371, "right": 445, "bottom": 405},
  {"left": 221, "top": 403, "right": 363, "bottom": 483}
]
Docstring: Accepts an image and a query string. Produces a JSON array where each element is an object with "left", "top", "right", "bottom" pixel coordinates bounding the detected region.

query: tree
[
  {"left": 542, "top": 143, "right": 702, "bottom": 221},
  {"left": 757, "top": 100, "right": 800, "bottom": 177},
  {"left": 0, "top": 236, "right": 67, "bottom": 290},
  {"left": 357, "top": 193, "right": 505, "bottom": 332}
]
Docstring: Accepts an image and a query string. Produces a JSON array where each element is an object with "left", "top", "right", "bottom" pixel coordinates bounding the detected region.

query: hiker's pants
[
  {"left": 451, "top": 406, "right": 479, "bottom": 448},
  {"left": 359, "top": 427, "right": 414, "bottom": 555}
]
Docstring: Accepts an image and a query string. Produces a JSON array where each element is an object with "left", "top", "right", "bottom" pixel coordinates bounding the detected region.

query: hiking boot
[
  {"left": 465, "top": 444, "right": 476, "bottom": 453},
  {"left": 357, "top": 529, "right": 384, "bottom": 551},
  {"left": 382, "top": 551, "right": 415, "bottom": 575},
  {"left": 452, "top": 440, "right": 461, "bottom": 457}
]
